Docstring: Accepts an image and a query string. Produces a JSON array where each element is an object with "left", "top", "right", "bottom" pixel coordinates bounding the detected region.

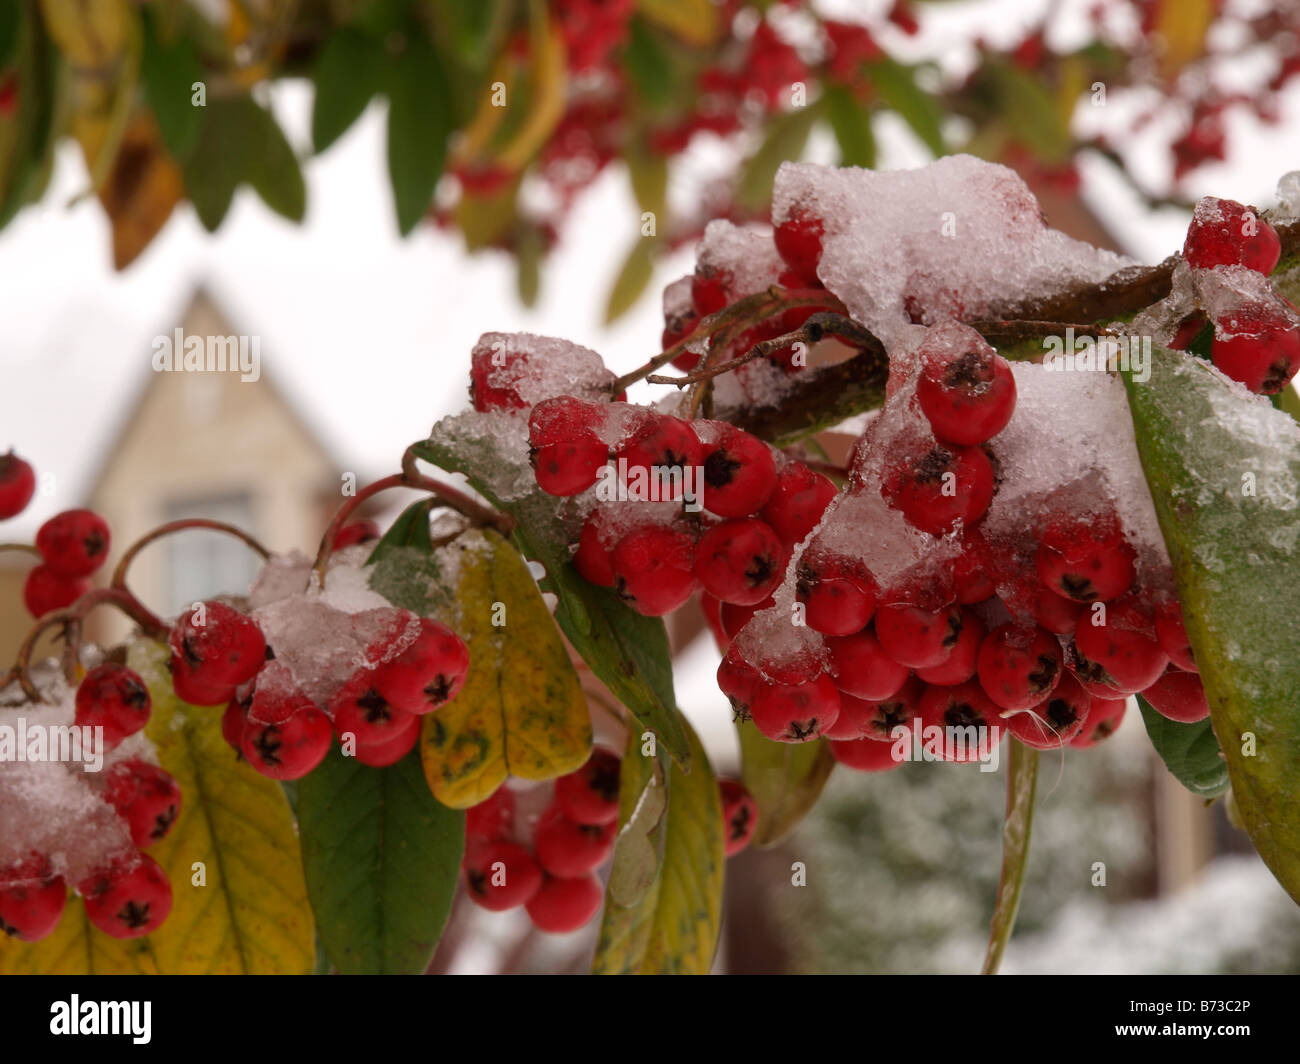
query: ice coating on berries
[
  {"left": 694, "top": 220, "right": 785, "bottom": 303},
  {"left": 0, "top": 669, "right": 152, "bottom": 887},
  {"left": 469, "top": 332, "right": 615, "bottom": 412},
  {"left": 773, "top": 156, "right": 1131, "bottom": 347}
]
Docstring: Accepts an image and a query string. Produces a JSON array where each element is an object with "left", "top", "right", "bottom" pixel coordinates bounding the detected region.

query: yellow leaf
[
  {"left": 1152, "top": 0, "right": 1213, "bottom": 80},
  {"left": 1, "top": 642, "right": 316, "bottom": 974},
  {"left": 637, "top": 0, "right": 722, "bottom": 47},
  {"left": 493, "top": 0, "right": 566, "bottom": 172},
  {"left": 97, "top": 111, "right": 184, "bottom": 269},
  {"left": 39, "top": 0, "right": 132, "bottom": 69},
  {"left": 421, "top": 528, "right": 592, "bottom": 808},
  {"left": 593, "top": 719, "right": 724, "bottom": 974}
]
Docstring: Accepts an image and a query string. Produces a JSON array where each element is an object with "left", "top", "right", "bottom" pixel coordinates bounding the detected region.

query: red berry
[
  {"left": 102, "top": 759, "right": 182, "bottom": 847},
  {"left": 334, "top": 520, "right": 380, "bottom": 549},
  {"left": 1209, "top": 301, "right": 1300, "bottom": 394},
  {"left": 74, "top": 664, "right": 151, "bottom": 749},
  {"left": 691, "top": 265, "right": 731, "bottom": 315},
  {"left": 35, "top": 509, "right": 110, "bottom": 578},
  {"left": 0, "top": 451, "right": 37, "bottom": 520},
  {"left": 722, "top": 597, "right": 776, "bottom": 644},
  {"left": 774, "top": 208, "right": 825, "bottom": 283},
  {"left": 221, "top": 695, "right": 249, "bottom": 752},
  {"left": 749, "top": 673, "right": 840, "bottom": 742},
  {"left": 795, "top": 552, "right": 877, "bottom": 636},
  {"left": 953, "top": 529, "right": 997, "bottom": 604},
  {"left": 0, "top": 854, "right": 66, "bottom": 942},
  {"left": 78, "top": 853, "right": 172, "bottom": 939},
  {"left": 574, "top": 511, "right": 617, "bottom": 588},
  {"left": 1035, "top": 512, "right": 1136, "bottom": 603},
  {"left": 616, "top": 414, "right": 703, "bottom": 502},
  {"left": 22, "top": 564, "right": 89, "bottom": 617},
  {"left": 169, "top": 601, "right": 266, "bottom": 690},
  {"left": 759, "top": 463, "right": 837, "bottom": 544},
  {"left": 717, "top": 646, "right": 762, "bottom": 717},
  {"left": 835, "top": 675, "right": 925, "bottom": 742},
  {"left": 694, "top": 518, "right": 785, "bottom": 606},
  {"left": 1019, "top": 580, "right": 1086, "bottom": 635},
  {"left": 976, "top": 624, "right": 1062, "bottom": 712},
  {"left": 170, "top": 655, "right": 235, "bottom": 707},
  {"left": 529, "top": 398, "right": 610, "bottom": 496},
  {"left": 824, "top": 691, "right": 873, "bottom": 740},
  {"left": 875, "top": 602, "right": 964, "bottom": 669},
  {"left": 664, "top": 309, "right": 702, "bottom": 371},
  {"left": 466, "top": 787, "right": 515, "bottom": 841},
  {"left": 1155, "top": 600, "right": 1197, "bottom": 672},
  {"left": 882, "top": 443, "right": 995, "bottom": 536},
  {"left": 700, "top": 425, "right": 778, "bottom": 517},
  {"left": 829, "top": 736, "right": 905, "bottom": 772},
  {"left": 916, "top": 609, "right": 983, "bottom": 685},
  {"left": 1142, "top": 668, "right": 1210, "bottom": 723},
  {"left": 469, "top": 346, "right": 529, "bottom": 412},
  {"left": 241, "top": 705, "right": 332, "bottom": 780},
  {"left": 1004, "top": 672, "right": 1091, "bottom": 749},
  {"left": 354, "top": 715, "right": 420, "bottom": 767},
  {"left": 917, "top": 681, "right": 1004, "bottom": 762},
  {"left": 1183, "top": 196, "right": 1281, "bottom": 275},
  {"left": 1071, "top": 601, "right": 1169, "bottom": 696},
  {"left": 719, "top": 779, "right": 758, "bottom": 856},
  {"left": 915, "top": 331, "right": 1017, "bottom": 445},
  {"left": 463, "top": 841, "right": 542, "bottom": 911},
  {"left": 1069, "top": 696, "right": 1127, "bottom": 747},
  {"left": 373, "top": 617, "right": 469, "bottom": 714},
  {"left": 534, "top": 805, "right": 616, "bottom": 877},
  {"left": 554, "top": 747, "right": 621, "bottom": 826},
  {"left": 525, "top": 874, "right": 603, "bottom": 933},
  {"left": 611, "top": 525, "right": 697, "bottom": 616},
  {"left": 826, "top": 626, "right": 910, "bottom": 700},
  {"left": 331, "top": 674, "right": 415, "bottom": 747}
]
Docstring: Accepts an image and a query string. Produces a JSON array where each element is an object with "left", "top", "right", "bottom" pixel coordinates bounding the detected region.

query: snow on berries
[{"left": 0, "top": 667, "right": 177, "bottom": 942}]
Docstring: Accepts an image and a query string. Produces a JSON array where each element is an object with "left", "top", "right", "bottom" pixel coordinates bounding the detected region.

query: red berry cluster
[
  {"left": 525, "top": 395, "right": 837, "bottom": 620},
  {"left": 461, "top": 749, "right": 758, "bottom": 932},
  {"left": 188, "top": 598, "right": 470, "bottom": 780},
  {"left": 462, "top": 749, "right": 620, "bottom": 933},
  {"left": 1172, "top": 196, "right": 1299, "bottom": 395},
  {"left": 550, "top": 0, "right": 635, "bottom": 74},
  {"left": 24, "top": 509, "right": 112, "bottom": 618}
]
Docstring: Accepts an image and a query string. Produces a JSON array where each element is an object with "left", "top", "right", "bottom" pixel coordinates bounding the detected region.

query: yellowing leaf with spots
[
  {"left": 420, "top": 528, "right": 591, "bottom": 808},
  {"left": 1, "top": 642, "right": 315, "bottom": 974},
  {"left": 593, "top": 720, "right": 724, "bottom": 974}
]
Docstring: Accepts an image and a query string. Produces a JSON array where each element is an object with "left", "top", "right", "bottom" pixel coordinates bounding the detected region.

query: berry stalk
[
  {"left": 981, "top": 741, "right": 1040, "bottom": 975},
  {"left": 110, "top": 519, "right": 272, "bottom": 592}
]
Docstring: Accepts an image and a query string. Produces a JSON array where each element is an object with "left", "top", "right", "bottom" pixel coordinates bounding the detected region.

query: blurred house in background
[{"left": 0, "top": 288, "right": 344, "bottom": 653}]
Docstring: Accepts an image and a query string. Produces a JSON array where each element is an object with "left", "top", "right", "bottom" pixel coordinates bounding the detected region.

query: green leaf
[
  {"left": 867, "top": 58, "right": 946, "bottom": 157},
  {"left": 736, "top": 102, "right": 820, "bottom": 212},
  {"left": 411, "top": 430, "right": 690, "bottom": 769},
  {"left": 824, "top": 83, "right": 875, "bottom": 168},
  {"left": 627, "top": 147, "right": 668, "bottom": 221},
  {"left": 366, "top": 498, "right": 436, "bottom": 561},
  {"left": 312, "top": 30, "right": 385, "bottom": 153},
  {"left": 604, "top": 238, "right": 656, "bottom": 325},
  {"left": 982, "top": 741, "right": 1038, "bottom": 975},
  {"left": 737, "top": 721, "right": 835, "bottom": 846},
  {"left": 593, "top": 719, "right": 724, "bottom": 974},
  {"left": 516, "top": 223, "right": 543, "bottom": 307},
  {"left": 183, "top": 96, "right": 305, "bottom": 230},
  {"left": 984, "top": 61, "right": 1070, "bottom": 163},
  {"left": 622, "top": 18, "right": 676, "bottom": 112},
  {"left": 1137, "top": 696, "right": 1229, "bottom": 799},
  {"left": 433, "top": 0, "right": 505, "bottom": 64},
  {"left": 1122, "top": 346, "right": 1300, "bottom": 903},
  {"left": 297, "top": 748, "right": 464, "bottom": 974},
  {"left": 140, "top": 9, "right": 204, "bottom": 162},
  {"left": 0, "top": 2, "right": 20, "bottom": 67},
  {"left": 386, "top": 33, "right": 452, "bottom": 235},
  {"left": 0, "top": 7, "right": 59, "bottom": 231}
]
